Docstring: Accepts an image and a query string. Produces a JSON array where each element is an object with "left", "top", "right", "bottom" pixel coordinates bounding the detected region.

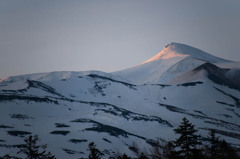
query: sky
[{"left": 1, "top": 0, "right": 240, "bottom": 79}]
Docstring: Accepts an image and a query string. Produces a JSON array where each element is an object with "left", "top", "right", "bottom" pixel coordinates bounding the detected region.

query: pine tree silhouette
[
  {"left": 18, "top": 135, "right": 55, "bottom": 159},
  {"left": 138, "top": 152, "right": 148, "bottom": 159},
  {"left": 218, "top": 139, "right": 238, "bottom": 159},
  {"left": 173, "top": 117, "right": 201, "bottom": 159},
  {"left": 88, "top": 142, "right": 101, "bottom": 159},
  {"left": 162, "top": 141, "right": 176, "bottom": 159},
  {"left": 208, "top": 130, "right": 221, "bottom": 159},
  {"left": 117, "top": 154, "right": 131, "bottom": 159}
]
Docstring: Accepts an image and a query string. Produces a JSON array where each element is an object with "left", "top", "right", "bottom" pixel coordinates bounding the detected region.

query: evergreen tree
[
  {"left": 162, "top": 141, "right": 176, "bottom": 159},
  {"left": 0, "top": 154, "right": 22, "bottom": 159},
  {"left": 173, "top": 117, "right": 201, "bottom": 159},
  {"left": 150, "top": 141, "right": 162, "bottom": 159},
  {"left": 138, "top": 152, "right": 148, "bottom": 159},
  {"left": 88, "top": 142, "right": 101, "bottom": 159},
  {"left": 208, "top": 130, "right": 220, "bottom": 159},
  {"left": 218, "top": 140, "right": 238, "bottom": 159},
  {"left": 18, "top": 135, "right": 55, "bottom": 159},
  {"left": 129, "top": 142, "right": 139, "bottom": 156},
  {"left": 117, "top": 154, "right": 131, "bottom": 159},
  {"left": 0, "top": 154, "right": 10, "bottom": 159}
]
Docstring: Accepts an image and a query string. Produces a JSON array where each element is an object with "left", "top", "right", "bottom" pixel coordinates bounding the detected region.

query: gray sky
[{"left": 1, "top": 0, "right": 240, "bottom": 79}]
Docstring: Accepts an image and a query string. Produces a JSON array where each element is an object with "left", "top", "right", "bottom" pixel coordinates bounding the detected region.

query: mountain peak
[
  {"left": 114, "top": 42, "right": 233, "bottom": 84},
  {"left": 144, "top": 42, "right": 229, "bottom": 63},
  {"left": 164, "top": 42, "right": 182, "bottom": 48}
]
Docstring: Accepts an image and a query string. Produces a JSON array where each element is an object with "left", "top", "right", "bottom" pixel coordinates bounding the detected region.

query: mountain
[
  {"left": 113, "top": 42, "right": 231, "bottom": 84},
  {"left": 0, "top": 43, "right": 240, "bottom": 159}
]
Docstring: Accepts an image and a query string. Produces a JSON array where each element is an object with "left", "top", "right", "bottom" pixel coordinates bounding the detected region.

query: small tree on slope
[
  {"left": 88, "top": 142, "right": 101, "bottom": 159},
  {"left": 18, "top": 135, "right": 55, "bottom": 159},
  {"left": 208, "top": 130, "right": 221, "bottom": 159},
  {"left": 173, "top": 117, "right": 202, "bottom": 159}
]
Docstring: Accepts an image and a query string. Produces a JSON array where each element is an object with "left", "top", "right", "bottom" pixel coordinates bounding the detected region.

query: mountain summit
[
  {"left": 144, "top": 42, "right": 229, "bottom": 63},
  {"left": 114, "top": 42, "right": 232, "bottom": 84}
]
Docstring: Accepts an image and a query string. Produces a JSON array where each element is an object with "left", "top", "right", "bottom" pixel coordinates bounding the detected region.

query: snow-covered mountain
[
  {"left": 113, "top": 42, "right": 231, "bottom": 84},
  {"left": 0, "top": 43, "right": 240, "bottom": 159}
]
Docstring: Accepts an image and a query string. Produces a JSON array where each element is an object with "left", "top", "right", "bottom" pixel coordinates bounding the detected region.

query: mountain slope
[{"left": 169, "top": 62, "right": 240, "bottom": 91}]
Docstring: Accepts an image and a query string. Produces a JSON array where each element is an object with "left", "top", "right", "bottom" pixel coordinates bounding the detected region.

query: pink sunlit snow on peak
[
  {"left": 144, "top": 43, "right": 188, "bottom": 63},
  {"left": 143, "top": 42, "right": 230, "bottom": 64}
]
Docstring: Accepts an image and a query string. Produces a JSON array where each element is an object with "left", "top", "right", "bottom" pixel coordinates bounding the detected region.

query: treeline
[
  {"left": 1, "top": 117, "right": 240, "bottom": 159},
  {"left": 121, "top": 117, "right": 240, "bottom": 159}
]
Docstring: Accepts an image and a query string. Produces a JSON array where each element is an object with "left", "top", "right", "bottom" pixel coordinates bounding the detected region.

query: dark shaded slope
[
  {"left": 194, "top": 63, "right": 240, "bottom": 91},
  {"left": 87, "top": 74, "right": 137, "bottom": 90}
]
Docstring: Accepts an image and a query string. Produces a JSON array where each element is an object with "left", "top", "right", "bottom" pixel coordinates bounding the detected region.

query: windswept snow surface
[{"left": 0, "top": 43, "right": 240, "bottom": 159}]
